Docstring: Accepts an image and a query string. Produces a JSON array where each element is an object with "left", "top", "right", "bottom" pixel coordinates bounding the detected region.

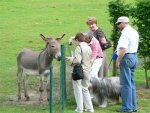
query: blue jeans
[{"left": 120, "top": 53, "right": 138, "bottom": 112}]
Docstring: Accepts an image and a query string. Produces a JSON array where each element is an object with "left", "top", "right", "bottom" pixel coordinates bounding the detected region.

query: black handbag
[
  {"left": 101, "top": 38, "right": 112, "bottom": 50},
  {"left": 72, "top": 46, "right": 84, "bottom": 80},
  {"left": 72, "top": 64, "right": 84, "bottom": 80}
]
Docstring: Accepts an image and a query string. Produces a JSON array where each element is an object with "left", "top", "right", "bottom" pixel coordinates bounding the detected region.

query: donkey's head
[{"left": 40, "top": 34, "right": 65, "bottom": 61}]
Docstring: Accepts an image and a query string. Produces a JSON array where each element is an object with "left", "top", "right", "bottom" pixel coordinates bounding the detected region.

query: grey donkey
[{"left": 17, "top": 34, "right": 65, "bottom": 101}]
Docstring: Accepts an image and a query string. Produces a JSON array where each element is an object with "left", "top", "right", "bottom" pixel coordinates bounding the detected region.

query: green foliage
[
  {"left": 130, "top": 0, "right": 150, "bottom": 87},
  {"left": 108, "top": 0, "right": 150, "bottom": 87},
  {"left": 131, "top": 0, "right": 150, "bottom": 58},
  {"left": 108, "top": 0, "right": 130, "bottom": 49},
  {"left": 108, "top": 0, "right": 130, "bottom": 76}
]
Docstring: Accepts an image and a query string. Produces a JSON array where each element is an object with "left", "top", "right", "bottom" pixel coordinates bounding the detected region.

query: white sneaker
[
  {"left": 85, "top": 109, "right": 94, "bottom": 112},
  {"left": 74, "top": 108, "right": 83, "bottom": 113}
]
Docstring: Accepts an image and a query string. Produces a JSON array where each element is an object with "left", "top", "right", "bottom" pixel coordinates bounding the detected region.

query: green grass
[{"left": 0, "top": 0, "right": 150, "bottom": 113}]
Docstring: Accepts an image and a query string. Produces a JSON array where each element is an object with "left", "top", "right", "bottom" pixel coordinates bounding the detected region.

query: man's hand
[
  {"left": 115, "top": 48, "right": 126, "bottom": 69},
  {"left": 116, "top": 59, "right": 120, "bottom": 68}
]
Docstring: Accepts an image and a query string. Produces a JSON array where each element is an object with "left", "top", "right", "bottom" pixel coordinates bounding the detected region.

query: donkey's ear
[
  {"left": 40, "top": 34, "right": 47, "bottom": 42},
  {"left": 56, "top": 34, "right": 65, "bottom": 41},
  {"left": 40, "top": 34, "right": 52, "bottom": 42}
]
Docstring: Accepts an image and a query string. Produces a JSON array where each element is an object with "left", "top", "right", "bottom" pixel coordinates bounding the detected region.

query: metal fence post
[
  {"left": 50, "top": 65, "right": 53, "bottom": 113},
  {"left": 60, "top": 45, "right": 67, "bottom": 113}
]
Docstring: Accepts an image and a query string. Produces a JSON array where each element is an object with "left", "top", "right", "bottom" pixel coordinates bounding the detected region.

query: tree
[
  {"left": 108, "top": 0, "right": 130, "bottom": 76},
  {"left": 131, "top": 0, "right": 150, "bottom": 88}
]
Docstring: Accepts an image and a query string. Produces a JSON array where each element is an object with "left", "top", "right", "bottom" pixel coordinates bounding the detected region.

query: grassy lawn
[{"left": 0, "top": 0, "right": 149, "bottom": 113}]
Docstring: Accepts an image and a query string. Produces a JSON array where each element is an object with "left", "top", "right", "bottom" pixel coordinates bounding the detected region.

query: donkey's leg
[
  {"left": 17, "top": 67, "right": 23, "bottom": 101},
  {"left": 46, "top": 75, "right": 50, "bottom": 101},
  {"left": 23, "top": 74, "right": 30, "bottom": 101},
  {"left": 39, "top": 75, "right": 44, "bottom": 101}
]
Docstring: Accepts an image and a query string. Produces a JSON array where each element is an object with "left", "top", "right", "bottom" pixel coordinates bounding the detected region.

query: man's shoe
[{"left": 116, "top": 109, "right": 132, "bottom": 113}]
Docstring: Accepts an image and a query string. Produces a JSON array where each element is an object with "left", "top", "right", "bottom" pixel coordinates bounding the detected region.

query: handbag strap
[
  {"left": 71, "top": 45, "right": 83, "bottom": 65},
  {"left": 78, "top": 45, "right": 83, "bottom": 64}
]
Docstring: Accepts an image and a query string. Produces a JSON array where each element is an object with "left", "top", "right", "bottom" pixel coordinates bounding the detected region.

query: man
[{"left": 115, "top": 16, "right": 139, "bottom": 113}]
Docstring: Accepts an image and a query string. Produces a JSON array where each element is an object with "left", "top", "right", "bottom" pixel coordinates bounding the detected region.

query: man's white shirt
[{"left": 116, "top": 25, "right": 139, "bottom": 54}]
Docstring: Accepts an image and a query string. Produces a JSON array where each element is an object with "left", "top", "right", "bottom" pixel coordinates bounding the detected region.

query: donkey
[{"left": 17, "top": 34, "right": 65, "bottom": 101}]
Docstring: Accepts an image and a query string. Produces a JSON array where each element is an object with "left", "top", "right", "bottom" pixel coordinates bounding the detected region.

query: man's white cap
[{"left": 116, "top": 16, "right": 129, "bottom": 24}]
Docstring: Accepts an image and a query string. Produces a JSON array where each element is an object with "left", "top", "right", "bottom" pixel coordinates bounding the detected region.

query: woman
[
  {"left": 84, "top": 33, "right": 103, "bottom": 79},
  {"left": 86, "top": 17, "right": 108, "bottom": 78},
  {"left": 68, "top": 17, "right": 109, "bottom": 77},
  {"left": 66, "top": 32, "right": 94, "bottom": 113}
]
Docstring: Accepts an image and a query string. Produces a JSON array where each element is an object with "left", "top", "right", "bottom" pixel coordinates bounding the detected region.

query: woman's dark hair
[{"left": 75, "top": 32, "right": 85, "bottom": 42}]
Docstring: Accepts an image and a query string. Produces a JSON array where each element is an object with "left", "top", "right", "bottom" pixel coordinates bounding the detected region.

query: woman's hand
[
  {"left": 66, "top": 57, "right": 74, "bottom": 62},
  {"left": 68, "top": 36, "right": 75, "bottom": 45}
]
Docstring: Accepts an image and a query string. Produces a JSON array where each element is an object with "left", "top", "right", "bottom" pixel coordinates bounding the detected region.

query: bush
[
  {"left": 108, "top": 0, "right": 130, "bottom": 76},
  {"left": 131, "top": 0, "right": 150, "bottom": 87}
]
